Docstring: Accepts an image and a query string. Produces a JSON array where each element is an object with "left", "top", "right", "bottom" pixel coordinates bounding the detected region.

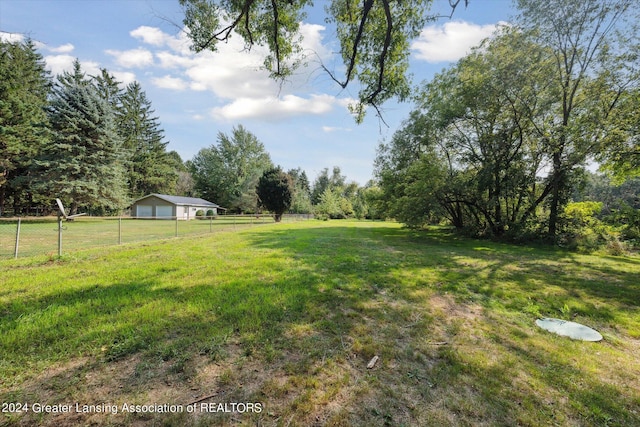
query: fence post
[
  {"left": 175, "top": 216, "right": 179, "bottom": 237},
  {"left": 14, "top": 217, "right": 21, "bottom": 259},
  {"left": 58, "top": 216, "right": 63, "bottom": 257},
  {"left": 118, "top": 217, "right": 122, "bottom": 245},
  {"left": 209, "top": 216, "right": 213, "bottom": 233}
]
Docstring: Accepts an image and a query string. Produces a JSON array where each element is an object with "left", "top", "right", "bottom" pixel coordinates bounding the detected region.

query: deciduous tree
[
  {"left": 516, "top": 0, "right": 639, "bottom": 236},
  {"left": 190, "top": 125, "right": 273, "bottom": 212}
]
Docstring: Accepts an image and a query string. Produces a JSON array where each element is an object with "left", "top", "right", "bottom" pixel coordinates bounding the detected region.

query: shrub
[
  {"left": 560, "top": 202, "right": 606, "bottom": 251},
  {"left": 605, "top": 236, "right": 629, "bottom": 256}
]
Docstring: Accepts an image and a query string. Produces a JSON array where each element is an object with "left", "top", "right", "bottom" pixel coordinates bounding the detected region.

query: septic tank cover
[{"left": 535, "top": 318, "right": 603, "bottom": 342}]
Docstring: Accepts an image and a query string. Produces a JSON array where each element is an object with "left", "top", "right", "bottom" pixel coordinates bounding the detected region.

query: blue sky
[{"left": 1, "top": 0, "right": 515, "bottom": 185}]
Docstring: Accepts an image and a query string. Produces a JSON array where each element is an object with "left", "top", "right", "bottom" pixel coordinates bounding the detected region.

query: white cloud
[
  {"left": 49, "top": 43, "right": 74, "bottom": 53},
  {"left": 0, "top": 31, "right": 24, "bottom": 43},
  {"left": 128, "top": 24, "right": 352, "bottom": 120},
  {"left": 322, "top": 126, "right": 352, "bottom": 133},
  {"left": 42, "top": 54, "right": 100, "bottom": 77},
  {"left": 156, "top": 51, "right": 193, "bottom": 69},
  {"left": 411, "top": 20, "right": 508, "bottom": 63},
  {"left": 211, "top": 94, "right": 342, "bottom": 121},
  {"left": 81, "top": 60, "right": 102, "bottom": 77},
  {"left": 130, "top": 26, "right": 168, "bottom": 46},
  {"left": 152, "top": 75, "right": 188, "bottom": 90},
  {"left": 112, "top": 71, "right": 137, "bottom": 85},
  {"left": 43, "top": 54, "right": 75, "bottom": 76},
  {"left": 298, "top": 23, "right": 331, "bottom": 61},
  {"left": 131, "top": 26, "right": 191, "bottom": 54},
  {"left": 106, "top": 48, "right": 154, "bottom": 68}
]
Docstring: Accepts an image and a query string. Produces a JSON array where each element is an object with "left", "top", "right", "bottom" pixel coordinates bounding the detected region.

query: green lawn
[{"left": 1, "top": 220, "right": 638, "bottom": 426}]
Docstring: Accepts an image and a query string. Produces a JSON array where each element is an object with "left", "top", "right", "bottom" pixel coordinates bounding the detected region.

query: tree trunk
[{"left": 548, "top": 152, "right": 563, "bottom": 238}]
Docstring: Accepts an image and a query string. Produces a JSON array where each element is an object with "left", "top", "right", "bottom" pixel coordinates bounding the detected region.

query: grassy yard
[{"left": 1, "top": 220, "right": 639, "bottom": 426}]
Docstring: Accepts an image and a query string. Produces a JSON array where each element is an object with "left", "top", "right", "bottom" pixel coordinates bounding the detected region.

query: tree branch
[
  {"left": 270, "top": 0, "right": 282, "bottom": 75},
  {"left": 322, "top": 0, "right": 375, "bottom": 89},
  {"left": 197, "top": 0, "right": 256, "bottom": 50},
  {"left": 365, "top": 0, "right": 393, "bottom": 106}
]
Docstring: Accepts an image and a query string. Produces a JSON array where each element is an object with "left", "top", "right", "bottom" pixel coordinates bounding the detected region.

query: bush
[
  {"left": 559, "top": 202, "right": 606, "bottom": 252},
  {"left": 605, "top": 237, "right": 629, "bottom": 256}
]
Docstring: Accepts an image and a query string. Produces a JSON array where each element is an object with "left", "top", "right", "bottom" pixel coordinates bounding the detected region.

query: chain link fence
[{"left": 0, "top": 214, "right": 312, "bottom": 259}]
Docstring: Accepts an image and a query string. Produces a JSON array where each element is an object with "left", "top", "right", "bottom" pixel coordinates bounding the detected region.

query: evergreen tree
[
  {"left": 256, "top": 167, "right": 293, "bottom": 222},
  {"left": 94, "top": 68, "right": 124, "bottom": 109},
  {"left": 119, "top": 81, "right": 178, "bottom": 197},
  {"left": 311, "top": 168, "right": 331, "bottom": 205},
  {"left": 311, "top": 166, "right": 347, "bottom": 205},
  {"left": 36, "top": 60, "right": 127, "bottom": 214},
  {"left": 287, "top": 168, "right": 312, "bottom": 214},
  {"left": 0, "top": 39, "right": 51, "bottom": 214}
]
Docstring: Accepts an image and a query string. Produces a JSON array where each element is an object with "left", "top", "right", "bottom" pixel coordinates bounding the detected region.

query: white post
[
  {"left": 14, "top": 217, "right": 21, "bottom": 259},
  {"left": 58, "top": 215, "right": 63, "bottom": 257}
]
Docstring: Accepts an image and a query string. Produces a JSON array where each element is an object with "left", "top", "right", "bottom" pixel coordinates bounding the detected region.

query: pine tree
[
  {"left": 94, "top": 68, "right": 124, "bottom": 109},
  {"left": 0, "top": 39, "right": 51, "bottom": 214},
  {"left": 36, "top": 60, "right": 127, "bottom": 214},
  {"left": 119, "top": 81, "right": 178, "bottom": 198}
]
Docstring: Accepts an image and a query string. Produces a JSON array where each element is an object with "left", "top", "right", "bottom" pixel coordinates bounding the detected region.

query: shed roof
[{"left": 133, "top": 194, "right": 223, "bottom": 208}]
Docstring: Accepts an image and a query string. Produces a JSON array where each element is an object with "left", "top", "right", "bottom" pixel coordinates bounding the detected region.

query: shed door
[
  {"left": 137, "top": 205, "right": 152, "bottom": 217},
  {"left": 156, "top": 205, "right": 172, "bottom": 218}
]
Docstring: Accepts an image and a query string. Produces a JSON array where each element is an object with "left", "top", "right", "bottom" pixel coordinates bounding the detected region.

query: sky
[{"left": 1, "top": 0, "right": 515, "bottom": 185}]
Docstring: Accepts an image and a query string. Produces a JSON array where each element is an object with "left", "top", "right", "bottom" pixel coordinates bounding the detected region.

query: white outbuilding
[{"left": 131, "top": 194, "right": 224, "bottom": 220}]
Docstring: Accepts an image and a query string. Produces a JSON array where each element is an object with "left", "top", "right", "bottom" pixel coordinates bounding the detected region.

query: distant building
[{"left": 130, "top": 194, "right": 224, "bottom": 220}]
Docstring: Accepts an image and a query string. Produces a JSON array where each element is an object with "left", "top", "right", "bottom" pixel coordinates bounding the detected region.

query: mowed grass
[{"left": 1, "top": 221, "right": 639, "bottom": 426}]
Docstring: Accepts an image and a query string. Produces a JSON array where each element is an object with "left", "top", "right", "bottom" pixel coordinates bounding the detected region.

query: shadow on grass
[
  {"left": 241, "top": 224, "right": 640, "bottom": 426},
  {"left": 1, "top": 223, "right": 639, "bottom": 426}
]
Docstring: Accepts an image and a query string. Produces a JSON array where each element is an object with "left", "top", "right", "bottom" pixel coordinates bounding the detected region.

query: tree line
[
  {"left": 375, "top": 0, "right": 639, "bottom": 245},
  {"left": 0, "top": 38, "right": 379, "bottom": 219},
  {"left": 1, "top": 39, "right": 184, "bottom": 215},
  {"left": 187, "top": 125, "right": 382, "bottom": 219}
]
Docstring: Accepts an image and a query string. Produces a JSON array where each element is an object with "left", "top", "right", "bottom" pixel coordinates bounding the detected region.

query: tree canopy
[
  {"left": 256, "top": 166, "right": 293, "bottom": 221},
  {"left": 0, "top": 39, "right": 50, "bottom": 214},
  {"left": 0, "top": 39, "right": 185, "bottom": 215},
  {"left": 36, "top": 61, "right": 128, "bottom": 214},
  {"left": 180, "top": 0, "right": 468, "bottom": 122},
  {"left": 376, "top": 0, "right": 640, "bottom": 241},
  {"left": 189, "top": 125, "right": 273, "bottom": 212}
]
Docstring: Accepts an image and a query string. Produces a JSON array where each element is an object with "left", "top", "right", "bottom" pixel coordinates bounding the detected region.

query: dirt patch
[{"left": 428, "top": 293, "right": 484, "bottom": 323}]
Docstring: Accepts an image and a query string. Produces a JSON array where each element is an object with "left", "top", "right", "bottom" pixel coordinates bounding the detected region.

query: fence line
[{"left": 0, "top": 214, "right": 313, "bottom": 259}]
